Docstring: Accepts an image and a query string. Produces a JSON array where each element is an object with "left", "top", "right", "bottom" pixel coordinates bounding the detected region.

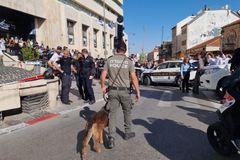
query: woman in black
[{"left": 54, "top": 50, "right": 77, "bottom": 105}]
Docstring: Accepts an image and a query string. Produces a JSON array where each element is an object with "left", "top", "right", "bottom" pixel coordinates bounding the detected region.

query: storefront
[{"left": 0, "top": 6, "right": 36, "bottom": 40}]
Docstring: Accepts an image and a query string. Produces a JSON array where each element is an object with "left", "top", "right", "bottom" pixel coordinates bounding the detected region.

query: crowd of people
[{"left": 47, "top": 46, "right": 107, "bottom": 105}]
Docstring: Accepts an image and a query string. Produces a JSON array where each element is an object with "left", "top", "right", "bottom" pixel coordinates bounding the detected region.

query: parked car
[
  {"left": 140, "top": 60, "right": 198, "bottom": 86},
  {"left": 200, "top": 64, "right": 231, "bottom": 98},
  {"left": 135, "top": 67, "right": 145, "bottom": 81}
]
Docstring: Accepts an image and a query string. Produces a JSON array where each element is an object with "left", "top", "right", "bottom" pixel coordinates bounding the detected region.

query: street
[{"left": 0, "top": 85, "right": 239, "bottom": 160}]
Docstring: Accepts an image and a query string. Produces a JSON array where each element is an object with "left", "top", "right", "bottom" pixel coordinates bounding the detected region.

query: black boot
[{"left": 108, "top": 137, "right": 115, "bottom": 149}]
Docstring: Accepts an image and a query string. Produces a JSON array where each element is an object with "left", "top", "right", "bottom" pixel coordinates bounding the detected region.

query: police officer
[
  {"left": 100, "top": 41, "right": 140, "bottom": 149},
  {"left": 180, "top": 57, "right": 192, "bottom": 93},
  {"left": 78, "top": 49, "right": 96, "bottom": 105},
  {"left": 73, "top": 52, "right": 85, "bottom": 100},
  {"left": 54, "top": 50, "right": 77, "bottom": 105}
]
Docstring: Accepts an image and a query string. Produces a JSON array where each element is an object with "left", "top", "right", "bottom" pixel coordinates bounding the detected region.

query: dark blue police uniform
[
  {"left": 73, "top": 59, "right": 85, "bottom": 99},
  {"left": 57, "top": 57, "right": 73, "bottom": 104},
  {"left": 78, "top": 55, "right": 96, "bottom": 103}
]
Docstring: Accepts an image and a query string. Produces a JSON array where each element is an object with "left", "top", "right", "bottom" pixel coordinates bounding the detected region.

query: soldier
[
  {"left": 54, "top": 50, "right": 77, "bottom": 105},
  {"left": 100, "top": 41, "right": 140, "bottom": 149},
  {"left": 78, "top": 49, "right": 96, "bottom": 105}
]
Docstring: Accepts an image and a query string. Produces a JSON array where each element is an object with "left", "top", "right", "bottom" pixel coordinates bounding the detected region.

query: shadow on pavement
[
  {"left": 70, "top": 88, "right": 80, "bottom": 98},
  {"left": 176, "top": 105, "right": 218, "bottom": 125},
  {"left": 132, "top": 117, "right": 240, "bottom": 160}
]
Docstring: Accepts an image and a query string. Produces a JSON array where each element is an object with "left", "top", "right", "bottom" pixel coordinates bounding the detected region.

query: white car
[
  {"left": 200, "top": 64, "right": 231, "bottom": 97},
  {"left": 141, "top": 60, "right": 198, "bottom": 86}
]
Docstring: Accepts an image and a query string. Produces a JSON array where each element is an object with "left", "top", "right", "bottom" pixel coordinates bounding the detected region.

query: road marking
[
  {"left": 182, "top": 96, "right": 221, "bottom": 109},
  {"left": 25, "top": 114, "right": 59, "bottom": 125},
  {"left": 0, "top": 123, "right": 29, "bottom": 135},
  {"left": 59, "top": 98, "right": 104, "bottom": 115},
  {"left": 158, "top": 90, "right": 173, "bottom": 107}
]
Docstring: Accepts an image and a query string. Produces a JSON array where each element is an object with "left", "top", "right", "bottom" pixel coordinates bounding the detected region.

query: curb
[{"left": 0, "top": 98, "right": 104, "bottom": 136}]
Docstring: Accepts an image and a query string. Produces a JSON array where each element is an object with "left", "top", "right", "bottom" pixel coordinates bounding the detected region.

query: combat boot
[{"left": 108, "top": 137, "right": 115, "bottom": 149}]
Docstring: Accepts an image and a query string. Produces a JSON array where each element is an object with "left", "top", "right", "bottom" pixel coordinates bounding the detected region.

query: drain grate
[{"left": 21, "top": 92, "right": 49, "bottom": 113}]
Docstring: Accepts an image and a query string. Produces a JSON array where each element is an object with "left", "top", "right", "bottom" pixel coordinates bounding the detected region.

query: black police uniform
[
  {"left": 57, "top": 57, "right": 73, "bottom": 104},
  {"left": 73, "top": 58, "right": 85, "bottom": 99},
  {"left": 78, "top": 55, "right": 96, "bottom": 102}
]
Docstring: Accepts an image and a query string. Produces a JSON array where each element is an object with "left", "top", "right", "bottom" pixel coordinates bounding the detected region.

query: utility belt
[{"left": 108, "top": 86, "right": 130, "bottom": 91}]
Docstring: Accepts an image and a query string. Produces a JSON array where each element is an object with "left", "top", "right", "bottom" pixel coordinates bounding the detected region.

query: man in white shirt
[
  {"left": 0, "top": 37, "right": 5, "bottom": 66},
  {"left": 47, "top": 46, "right": 63, "bottom": 69}
]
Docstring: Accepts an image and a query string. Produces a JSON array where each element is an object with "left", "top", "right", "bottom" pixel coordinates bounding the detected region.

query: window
[
  {"left": 168, "top": 62, "right": 180, "bottom": 68},
  {"left": 181, "top": 28, "right": 187, "bottom": 34},
  {"left": 157, "top": 63, "right": 168, "bottom": 70},
  {"left": 182, "top": 40, "right": 186, "bottom": 46},
  {"left": 103, "top": 32, "right": 106, "bottom": 49},
  {"left": 82, "top": 25, "right": 89, "bottom": 47},
  {"left": 93, "top": 29, "right": 98, "bottom": 48},
  {"left": 67, "top": 20, "right": 75, "bottom": 45}
]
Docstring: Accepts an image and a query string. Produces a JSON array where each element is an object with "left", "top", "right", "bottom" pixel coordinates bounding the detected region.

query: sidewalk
[{"left": 0, "top": 79, "right": 104, "bottom": 134}]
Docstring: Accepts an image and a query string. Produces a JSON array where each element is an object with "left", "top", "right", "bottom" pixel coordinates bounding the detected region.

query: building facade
[
  {"left": 0, "top": 0, "right": 125, "bottom": 58},
  {"left": 222, "top": 19, "right": 240, "bottom": 52},
  {"left": 171, "top": 16, "right": 195, "bottom": 58},
  {"left": 159, "top": 41, "right": 172, "bottom": 60},
  {"left": 181, "top": 8, "right": 239, "bottom": 54}
]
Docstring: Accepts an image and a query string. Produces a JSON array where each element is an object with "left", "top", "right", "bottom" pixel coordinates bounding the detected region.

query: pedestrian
[
  {"left": 54, "top": 50, "right": 77, "bottom": 105},
  {"left": 47, "top": 46, "right": 63, "bottom": 70},
  {"left": 206, "top": 52, "right": 217, "bottom": 65},
  {"left": 100, "top": 41, "right": 140, "bottom": 149},
  {"left": 192, "top": 53, "right": 204, "bottom": 94},
  {"left": 74, "top": 52, "right": 85, "bottom": 100},
  {"left": 180, "top": 57, "right": 192, "bottom": 93},
  {"left": 78, "top": 49, "right": 96, "bottom": 105},
  {"left": 0, "top": 37, "right": 5, "bottom": 66},
  {"left": 230, "top": 48, "right": 240, "bottom": 74}
]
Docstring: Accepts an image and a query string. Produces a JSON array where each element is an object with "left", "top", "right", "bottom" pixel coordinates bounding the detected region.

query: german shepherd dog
[{"left": 82, "top": 103, "right": 109, "bottom": 160}]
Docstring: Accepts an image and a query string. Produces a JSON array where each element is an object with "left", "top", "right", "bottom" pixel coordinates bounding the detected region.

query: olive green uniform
[{"left": 104, "top": 54, "right": 135, "bottom": 138}]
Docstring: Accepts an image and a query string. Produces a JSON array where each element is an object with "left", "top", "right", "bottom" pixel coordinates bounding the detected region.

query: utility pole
[
  {"left": 142, "top": 26, "right": 146, "bottom": 55},
  {"left": 103, "top": 0, "right": 107, "bottom": 58},
  {"left": 161, "top": 25, "right": 164, "bottom": 44}
]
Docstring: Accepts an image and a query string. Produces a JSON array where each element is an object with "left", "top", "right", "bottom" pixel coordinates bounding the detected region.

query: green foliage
[
  {"left": 21, "top": 47, "right": 39, "bottom": 61},
  {"left": 139, "top": 52, "right": 146, "bottom": 61}
]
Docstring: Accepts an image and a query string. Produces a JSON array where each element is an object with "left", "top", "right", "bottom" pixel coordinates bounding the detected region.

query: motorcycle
[{"left": 207, "top": 77, "right": 240, "bottom": 156}]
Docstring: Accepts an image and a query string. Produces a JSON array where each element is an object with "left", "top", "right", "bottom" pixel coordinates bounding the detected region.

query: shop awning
[{"left": 187, "top": 36, "right": 221, "bottom": 55}]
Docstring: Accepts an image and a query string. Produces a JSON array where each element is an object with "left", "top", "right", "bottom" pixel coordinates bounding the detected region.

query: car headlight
[{"left": 204, "top": 68, "right": 221, "bottom": 75}]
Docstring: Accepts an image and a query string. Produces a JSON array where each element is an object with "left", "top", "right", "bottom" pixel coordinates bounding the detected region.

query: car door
[
  {"left": 167, "top": 62, "right": 181, "bottom": 83},
  {"left": 151, "top": 62, "right": 169, "bottom": 83}
]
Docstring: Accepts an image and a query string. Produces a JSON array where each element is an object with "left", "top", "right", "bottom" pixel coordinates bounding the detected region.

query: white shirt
[
  {"left": 208, "top": 58, "right": 217, "bottom": 65},
  {"left": 49, "top": 52, "right": 62, "bottom": 63}
]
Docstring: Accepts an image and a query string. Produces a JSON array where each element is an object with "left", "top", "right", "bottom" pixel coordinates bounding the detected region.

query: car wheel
[
  {"left": 175, "top": 76, "right": 182, "bottom": 91},
  {"left": 143, "top": 76, "right": 151, "bottom": 86},
  {"left": 207, "top": 122, "right": 237, "bottom": 156}
]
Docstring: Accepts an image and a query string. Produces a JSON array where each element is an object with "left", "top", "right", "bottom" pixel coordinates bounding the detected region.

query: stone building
[
  {"left": 0, "top": 0, "right": 126, "bottom": 58},
  {"left": 171, "top": 16, "right": 195, "bottom": 58},
  {"left": 222, "top": 19, "right": 240, "bottom": 53},
  {"left": 181, "top": 7, "right": 239, "bottom": 55}
]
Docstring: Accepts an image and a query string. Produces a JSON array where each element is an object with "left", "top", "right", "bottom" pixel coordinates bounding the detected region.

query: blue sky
[{"left": 123, "top": 0, "right": 239, "bottom": 54}]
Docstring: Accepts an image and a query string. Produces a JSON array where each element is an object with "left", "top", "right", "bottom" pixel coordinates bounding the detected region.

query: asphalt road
[{"left": 0, "top": 85, "right": 239, "bottom": 160}]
